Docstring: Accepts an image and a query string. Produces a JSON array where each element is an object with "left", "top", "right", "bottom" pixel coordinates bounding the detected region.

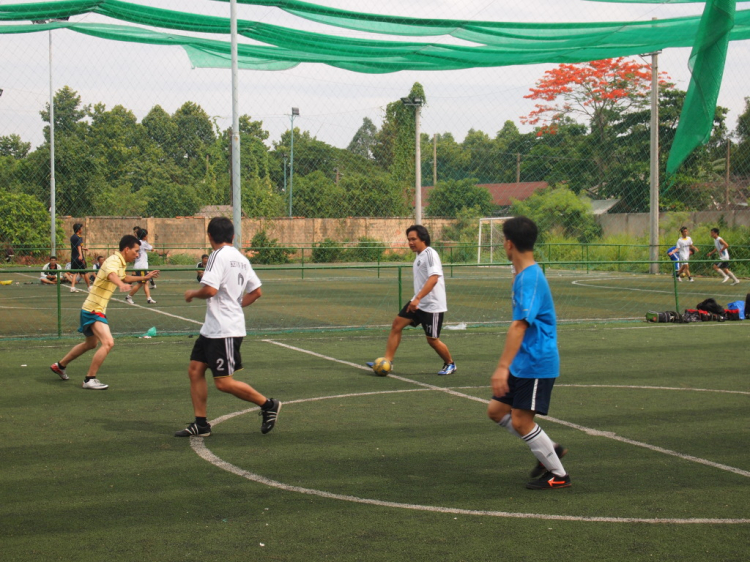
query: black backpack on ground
[{"left": 696, "top": 298, "right": 724, "bottom": 315}]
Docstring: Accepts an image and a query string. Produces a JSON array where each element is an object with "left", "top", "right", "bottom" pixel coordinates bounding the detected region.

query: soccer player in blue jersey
[{"left": 487, "top": 216, "right": 571, "bottom": 490}]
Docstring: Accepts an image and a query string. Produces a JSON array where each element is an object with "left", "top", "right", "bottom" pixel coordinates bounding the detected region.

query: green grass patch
[{"left": 1, "top": 324, "right": 749, "bottom": 561}]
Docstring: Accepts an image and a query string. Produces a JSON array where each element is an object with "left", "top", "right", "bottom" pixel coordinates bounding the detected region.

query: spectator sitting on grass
[{"left": 41, "top": 256, "right": 62, "bottom": 285}]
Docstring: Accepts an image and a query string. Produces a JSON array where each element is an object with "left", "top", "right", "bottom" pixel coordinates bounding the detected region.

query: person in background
[
  {"left": 89, "top": 255, "right": 105, "bottom": 283},
  {"left": 133, "top": 226, "right": 157, "bottom": 290},
  {"left": 196, "top": 254, "right": 209, "bottom": 282},
  {"left": 675, "top": 226, "right": 698, "bottom": 283},
  {"left": 40, "top": 256, "right": 62, "bottom": 285},
  {"left": 707, "top": 228, "right": 740, "bottom": 286},
  {"left": 68, "top": 223, "right": 91, "bottom": 293},
  {"left": 125, "top": 228, "right": 158, "bottom": 305}
]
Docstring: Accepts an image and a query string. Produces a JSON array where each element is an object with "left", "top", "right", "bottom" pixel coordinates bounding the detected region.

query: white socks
[
  {"left": 497, "top": 415, "right": 566, "bottom": 477},
  {"left": 522, "top": 424, "right": 566, "bottom": 477}
]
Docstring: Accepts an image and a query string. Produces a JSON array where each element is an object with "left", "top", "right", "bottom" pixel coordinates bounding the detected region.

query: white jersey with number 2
[{"left": 199, "top": 245, "right": 262, "bottom": 338}]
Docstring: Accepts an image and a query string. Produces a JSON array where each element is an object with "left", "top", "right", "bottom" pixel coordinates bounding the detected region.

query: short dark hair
[
  {"left": 96, "top": 255, "right": 103, "bottom": 261},
  {"left": 208, "top": 217, "right": 234, "bottom": 244},
  {"left": 49, "top": 255, "right": 57, "bottom": 260},
  {"left": 137, "top": 228, "right": 148, "bottom": 240},
  {"left": 73, "top": 223, "right": 83, "bottom": 233},
  {"left": 406, "top": 224, "right": 430, "bottom": 246},
  {"left": 133, "top": 225, "right": 141, "bottom": 232},
  {"left": 711, "top": 227, "right": 720, "bottom": 235},
  {"left": 119, "top": 235, "right": 141, "bottom": 252},
  {"left": 680, "top": 226, "right": 688, "bottom": 233},
  {"left": 201, "top": 254, "right": 209, "bottom": 259},
  {"left": 502, "top": 216, "right": 538, "bottom": 252}
]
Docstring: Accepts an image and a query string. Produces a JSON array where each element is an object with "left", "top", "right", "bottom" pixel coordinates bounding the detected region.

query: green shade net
[
  {"left": 667, "top": 0, "right": 735, "bottom": 173},
  {"left": 0, "top": 0, "right": 746, "bottom": 169}
]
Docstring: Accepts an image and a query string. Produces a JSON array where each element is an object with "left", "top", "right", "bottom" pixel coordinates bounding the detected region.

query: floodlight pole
[
  {"left": 230, "top": 0, "right": 242, "bottom": 249},
  {"left": 401, "top": 97, "right": 424, "bottom": 224},
  {"left": 48, "top": 29, "right": 56, "bottom": 256},
  {"left": 289, "top": 107, "right": 299, "bottom": 217},
  {"left": 649, "top": 49, "right": 661, "bottom": 275}
]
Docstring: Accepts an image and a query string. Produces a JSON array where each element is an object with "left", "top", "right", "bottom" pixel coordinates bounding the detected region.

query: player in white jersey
[
  {"left": 125, "top": 228, "right": 158, "bottom": 305},
  {"left": 174, "top": 217, "right": 280, "bottom": 438},
  {"left": 675, "top": 226, "right": 699, "bottom": 282},
  {"left": 368, "top": 225, "right": 456, "bottom": 375},
  {"left": 707, "top": 228, "right": 740, "bottom": 285}
]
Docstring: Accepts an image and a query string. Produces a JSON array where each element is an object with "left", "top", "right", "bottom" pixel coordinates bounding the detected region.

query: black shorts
[
  {"left": 491, "top": 372, "right": 556, "bottom": 415},
  {"left": 715, "top": 261, "right": 730, "bottom": 269},
  {"left": 134, "top": 270, "right": 148, "bottom": 284},
  {"left": 190, "top": 335, "right": 244, "bottom": 377},
  {"left": 70, "top": 259, "right": 86, "bottom": 271},
  {"left": 398, "top": 302, "right": 444, "bottom": 338}
]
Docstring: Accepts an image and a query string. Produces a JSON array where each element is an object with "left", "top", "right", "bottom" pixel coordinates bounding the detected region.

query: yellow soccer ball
[{"left": 372, "top": 357, "right": 392, "bottom": 377}]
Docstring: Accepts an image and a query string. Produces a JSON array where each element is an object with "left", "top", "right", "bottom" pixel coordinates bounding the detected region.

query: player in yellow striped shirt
[{"left": 50, "top": 235, "right": 159, "bottom": 390}]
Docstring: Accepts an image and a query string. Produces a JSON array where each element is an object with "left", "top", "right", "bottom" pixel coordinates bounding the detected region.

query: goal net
[{"left": 477, "top": 217, "right": 512, "bottom": 264}]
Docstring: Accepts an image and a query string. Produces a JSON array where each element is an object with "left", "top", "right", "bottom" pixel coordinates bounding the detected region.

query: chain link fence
[{"left": 1, "top": 1, "right": 750, "bottom": 338}]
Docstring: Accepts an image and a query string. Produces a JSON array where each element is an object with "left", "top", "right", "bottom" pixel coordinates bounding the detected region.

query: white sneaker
[
  {"left": 678, "top": 277, "right": 683, "bottom": 282},
  {"left": 689, "top": 278, "right": 694, "bottom": 283},
  {"left": 732, "top": 280, "right": 740, "bottom": 285},
  {"left": 70, "top": 287, "right": 76, "bottom": 292},
  {"left": 82, "top": 378, "right": 108, "bottom": 390},
  {"left": 147, "top": 298, "right": 157, "bottom": 304},
  {"left": 722, "top": 277, "right": 730, "bottom": 283},
  {"left": 125, "top": 295, "right": 134, "bottom": 305}
]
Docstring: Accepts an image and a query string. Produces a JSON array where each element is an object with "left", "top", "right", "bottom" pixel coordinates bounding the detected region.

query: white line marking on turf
[
  {"left": 262, "top": 339, "right": 750, "bottom": 478},
  {"left": 192, "top": 391, "right": 750, "bottom": 525}
]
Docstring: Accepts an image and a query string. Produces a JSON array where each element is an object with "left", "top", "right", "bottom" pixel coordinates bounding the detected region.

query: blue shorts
[
  {"left": 491, "top": 372, "right": 556, "bottom": 415},
  {"left": 78, "top": 309, "right": 108, "bottom": 337}
]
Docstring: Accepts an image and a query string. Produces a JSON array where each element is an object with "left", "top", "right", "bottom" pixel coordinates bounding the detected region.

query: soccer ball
[{"left": 371, "top": 357, "right": 392, "bottom": 376}]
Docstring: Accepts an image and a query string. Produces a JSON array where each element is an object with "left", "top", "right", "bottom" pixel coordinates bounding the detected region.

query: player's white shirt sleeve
[
  {"left": 133, "top": 240, "right": 152, "bottom": 269},
  {"left": 41, "top": 262, "right": 50, "bottom": 279},
  {"left": 199, "top": 246, "right": 262, "bottom": 338},
  {"left": 411, "top": 247, "right": 447, "bottom": 313}
]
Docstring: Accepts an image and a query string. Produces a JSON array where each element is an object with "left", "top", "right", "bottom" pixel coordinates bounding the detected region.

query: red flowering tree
[{"left": 521, "top": 57, "right": 671, "bottom": 140}]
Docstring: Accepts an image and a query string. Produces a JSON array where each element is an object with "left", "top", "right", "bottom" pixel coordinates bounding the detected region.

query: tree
[
  {"left": 510, "top": 185, "right": 602, "bottom": 243},
  {"left": 426, "top": 178, "right": 494, "bottom": 218},
  {"left": 0, "top": 191, "right": 64, "bottom": 254},
  {"left": 372, "top": 82, "right": 426, "bottom": 186},
  {"left": 347, "top": 117, "right": 377, "bottom": 159},
  {"left": 521, "top": 58, "right": 669, "bottom": 142},
  {"left": 0, "top": 134, "right": 30, "bottom": 159}
]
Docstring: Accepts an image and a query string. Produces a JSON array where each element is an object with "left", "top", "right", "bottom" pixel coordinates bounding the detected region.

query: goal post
[{"left": 477, "top": 217, "right": 512, "bottom": 263}]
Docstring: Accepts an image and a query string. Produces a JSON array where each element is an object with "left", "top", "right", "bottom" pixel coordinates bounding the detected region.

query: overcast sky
[{"left": 2, "top": 0, "right": 748, "bottom": 150}]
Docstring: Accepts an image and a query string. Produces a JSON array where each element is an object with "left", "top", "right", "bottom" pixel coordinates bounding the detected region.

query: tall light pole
[
  {"left": 648, "top": 49, "right": 661, "bottom": 275},
  {"left": 401, "top": 97, "right": 424, "bottom": 224},
  {"left": 32, "top": 18, "right": 68, "bottom": 255},
  {"left": 230, "top": 0, "right": 242, "bottom": 249},
  {"left": 289, "top": 107, "right": 299, "bottom": 217}
]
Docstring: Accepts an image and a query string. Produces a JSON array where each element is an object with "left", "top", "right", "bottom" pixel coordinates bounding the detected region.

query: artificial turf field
[{"left": 2, "top": 323, "right": 749, "bottom": 561}]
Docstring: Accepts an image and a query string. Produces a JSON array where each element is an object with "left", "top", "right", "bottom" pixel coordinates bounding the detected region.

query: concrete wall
[
  {"left": 596, "top": 211, "right": 750, "bottom": 238},
  {"left": 58, "top": 216, "right": 457, "bottom": 260}
]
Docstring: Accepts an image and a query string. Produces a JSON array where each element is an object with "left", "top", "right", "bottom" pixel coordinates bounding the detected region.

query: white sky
[{"left": 1, "top": 0, "right": 749, "bottom": 150}]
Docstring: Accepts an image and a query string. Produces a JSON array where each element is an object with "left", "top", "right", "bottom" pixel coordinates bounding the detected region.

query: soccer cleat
[
  {"left": 689, "top": 277, "right": 694, "bottom": 282},
  {"left": 366, "top": 362, "right": 374, "bottom": 368},
  {"left": 732, "top": 280, "right": 740, "bottom": 286},
  {"left": 125, "top": 295, "right": 134, "bottom": 305},
  {"left": 722, "top": 277, "right": 730, "bottom": 283},
  {"left": 70, "top": 287, "right": 77, "bottom": 292},
  {"left": 259, "top": 399, "right": 281, "bottom": 434},
  {"left": 530, "top": 445, "right": 568, "bottom": 478},
  {"left": 526, "top": 471, "right": 572, "bottom": 490},
  {"left": 174, "top": 422, "right": 211, "bottom": 437},
  {"left": 50, "top": 362, "right": 69, "bottom": 381},
  {"left": 147, "top": 298, "right": 157, "bottom": 304},
  {"left": 677, "top": 277, "right": 683, "bottom": 282},
  {"left": 438, "top": 363, "right": 457, "bottom": 375},
  {"left": 82, "top": 378, "right": 109, "bottom": 390}
]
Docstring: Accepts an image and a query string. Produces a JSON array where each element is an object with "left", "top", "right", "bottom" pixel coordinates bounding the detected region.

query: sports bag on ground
[{"left": 696, "top": 298, "right": 724, "bottom": 315}]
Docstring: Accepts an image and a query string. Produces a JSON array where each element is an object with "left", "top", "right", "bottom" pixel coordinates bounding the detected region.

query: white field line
[
  {"left": 262, "top": 339, "right": 750, "bottom": 479},
  {"left": 193, "top": 390, "right": 750, "bottom": 525}
]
